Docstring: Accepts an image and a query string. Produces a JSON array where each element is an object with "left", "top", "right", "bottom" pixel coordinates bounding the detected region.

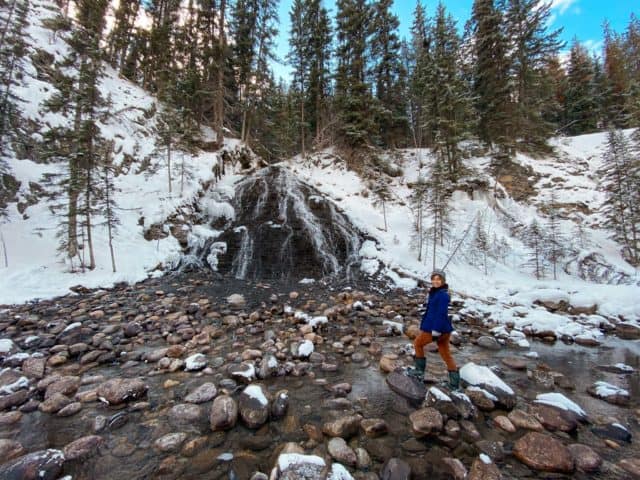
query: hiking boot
[
  {"left": 406, "top": 357, "right": 426, "bottom": 380},
  {"left": 448, "top": 370, "right": 460, "bottom": 390}
]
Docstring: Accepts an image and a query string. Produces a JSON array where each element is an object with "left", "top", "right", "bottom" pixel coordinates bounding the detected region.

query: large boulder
[
  {"left": 513, "top": 432, "right": 574, "bottom": 473},
  {"left": 96, "top": 378, "right": 148, "bottom": 405},
  {"left": 385, "top": 371, "right": 426, "bottom": 404}
]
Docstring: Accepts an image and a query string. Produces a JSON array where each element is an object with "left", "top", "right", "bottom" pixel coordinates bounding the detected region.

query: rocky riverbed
[{"left": 0, "top": 273, "right": 638, "bottom": 480}]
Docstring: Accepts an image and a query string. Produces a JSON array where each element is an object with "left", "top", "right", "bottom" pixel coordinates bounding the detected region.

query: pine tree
[
  {"left": 563, "top": 40, "right": 599, "bottom": 134},
  {"left": 523, "top": 219, "right": 547, "bottom": 279},
  {"left": 369, "top": 0, "right": 407, "bottom": 148},
  {"left": 335, "top": 0, "right": 373, "bottom": 149},
  {"left": 98, "top": 141, "right": 120, "bottom": 272},
  {"left": 468, "top": 0, "right": 511, "bottom": 150},
  {"left": 0, "top": 0, "right": 29, "bottom": 156},
  {"left": 43, "top": 0, "right": 110, "bottom": 267},
  {"left": 600, "top": 130, "right": 640, "bottom": 265},
  {"left": 407, "top": 1, "right": 429, "bottom": 148},
  {"left": 425, "top": 2, "right": 472, "bottom": 178},
  {"left": 624, "top": 14, "right": 640, "bottom": 126},
  {"left": 425, "top": 158, "right": 450, "bottom": 270},
  {"left": 231, "top": 0, "right": 279, "bottom": 146},
  {"left": 409, "top": 174, "right": 429, "bottom": 262},
  {"left": 106, "top": 0, "right": 140, "bottom": 70},
  {"left": 503, "top": 0, "right": 563, "bottom": 150},
  {"left": 546, "top": 192, "right": 564, "bottom": 280},
  {"left": 602, "top": 23, "right": 630, "bottom": 127},
  {"left": 473, "top": 214, "right": 490, "bottom": 275}
]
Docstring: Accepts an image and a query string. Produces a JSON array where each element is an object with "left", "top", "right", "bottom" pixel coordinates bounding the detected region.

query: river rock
[
  {"left": 379, "top": 354, "right": 401, "bottom": 373},
  {"left": 63, "top": 435, "right": 103, "bottom": 461},
  {"left": 96, "top": 378, "right": 148, "bottom": 405},
  {"left": 501, "top": 356, "right": 528, "bottom": 370},
  {"left": 0, "top": 449, "right": 64, "bottom": 480},
  {"left": 0, "top": 390, "right": 29, "bottom": 411},
  {"left": 154, "top": 432, "right": 188, "bottom": 453},
  {"left": 513, "top": 432, "right": 574, "bottom": 473},
  {"left": 21, "top": 357, "right": 46, "bottom": 379},
  {"left": 425, "top": 386, "right": 458, "bottom": 417},
  {"left": 469, "top": 456, "right": 502, "bottom": 480},
  {"left": 272, "top": 453, "right": 326, "bottom": 479},
  {"left": 258, "top": 354, "right": 279, "bottom": 378},
  {"left": 210, "top": 395, "right": 238, "bottom": 431},
  {"left": 229, "top": 362, "right": 256, "bottom": 383},
  {"left": 323, "top": 414, "right": 363, "bottom": 438},
  {"left": 529, "top": 404, "right": 579, "bottom": 433},
  {"left": 591, "top": 422, "right": 632, "bottom": 443},
  {"left": 45, "top": 375, "right": 80, "bottom": 399},
  {"left": 493, "top": 415, "right": 516, "bottom": 433},
  {"left": 184, "top": 353, "right": 207, "bottom": 371},
  {"left": 0, "top": 339, "right": 18, "bottom": 356},
  {"left": 587, "top": 381, "right": 630, "bottom": 406},
  {"left": 381, "top": 458, "right": 411, "bottom": 480},
  {"left": 465, "top": 387, "right": 496, "bottom": 411},
  {"left": 361, "top": 418, "right": 388, "bottom": 437},
  {"left": 460, "top": 363, "right": 516, "bottom": 409},
  {"left": 57, "top": 402, "right": 82, "bottom": 417},
  {"left": 619, "top": 458, "right": 640, "bottom": 477},
  {"left": 409, "top": 407, "right": 443, "bottom": 437},
  {"left": 185, "top": 382, "right": 218, "bottom": 403},
  {"left": 0, "top": 439, "right": 26, "bottom": 463},
  {"left": 568, "top": 444, "right": 602, "bottom": 473},
  {"left": 123, "top": 322, "right": 142, "bottom": 338},
  {"left": 328, "top": 437, "right": 357, "bottom": 466},
  {"left": 442, "top": 458, "right": 467, "bottom": 480},
  {"left": 616, "top": 323, "right": 640, "bottom": 339},
  {"left": 169, "top": 403, "right": 202, "bottom": 425},
  {"left": 227, "top": 294, "right": 246, "bottom": 310},
  {"left": 475, "top": 440, "right": 505, "bottom": 462},
  {"left": 385, "top": 370, "right": 426, "bottom": 403},
  {"left": 507, "top": 409, "right": 544, "bottom": 432},
  {"left": 239, "top": 384, "right": 270, "bottom": 429},
  {"left": 271, "top": 390, "right": 289, "bottom": 419},
  {"left": 39, "top": 393, "right": 71, "bottom": 414},
  {"left": 477, "top": 336, "right": 501, "bottom": 350}
]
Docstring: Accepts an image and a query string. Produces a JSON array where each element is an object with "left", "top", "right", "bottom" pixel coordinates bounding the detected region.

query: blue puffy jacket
[{"left": 420, "top": 285, "right": 452, "bottom": 334}]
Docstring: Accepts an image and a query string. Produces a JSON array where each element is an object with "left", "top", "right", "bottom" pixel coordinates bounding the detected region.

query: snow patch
[
  {"left": 535, "top": 392, "right": 587, "bottom": 418},
  {"left": 243, "top": 385, "right": 268, "bottom": 406},
  {"left": 460, "top": 363, "right": 514, "bottom": 395}
]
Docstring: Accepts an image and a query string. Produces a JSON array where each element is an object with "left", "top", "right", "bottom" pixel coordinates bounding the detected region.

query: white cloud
[{"left": 550, "top": 0, "right": 578, "bottom": 15}]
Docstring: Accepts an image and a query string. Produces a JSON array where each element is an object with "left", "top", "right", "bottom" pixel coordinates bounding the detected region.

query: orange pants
[{"left": 414, "top": 331, "right": 457, "bottom": 371}]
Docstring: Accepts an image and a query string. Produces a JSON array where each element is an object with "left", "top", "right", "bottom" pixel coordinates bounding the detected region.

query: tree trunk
[
  {"left": 215, "top": 0, "right": 226, "bottom": 149},
  {"left": 85, "top": 165, "right": 95, "bottom": 270},
  {"left": 167, "top": 139, "right": 172, "bottom": 193}
]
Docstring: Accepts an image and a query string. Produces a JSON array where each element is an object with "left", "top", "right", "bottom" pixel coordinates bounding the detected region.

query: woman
[{"left": 407, "top": 269, "right": 459, "bottom": 389}]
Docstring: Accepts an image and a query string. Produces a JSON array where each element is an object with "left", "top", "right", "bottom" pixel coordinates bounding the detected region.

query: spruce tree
[
  {"left": 503, "top": 0, "right": 563, "bottom": 150},
  {"left": 602, "top": 23, "right": 630, "bottom": 127},
  {"left": 546, "top": 192, "right": 564, "bottom": 280},
  {"left": 106, "top": 0, "right": 140, "bottom": 70},
  {"left": 425, "top": 2, "right": 472, "bottom": 178},
  {"left": 407, "top": 1, "right": 429, "bottom": 148},
  {"left": 369, "top": 0, "right": 407, "bottom": 148},
  {"left": 600, "top": 130, "right": 640, "bottom": 266},
  {"left": 563, "top": 40, "right": 599, "bottom": 134},
  {"left": 0, "top": 0, "right": 29, "bottom": 156},
  {"left": 468, "top": 0, "right": 511, "bottom": 150},
  {"left": 335, "top": 0, "right": 373, "bottom": 149},
  {"left": 523, "top": 219, "right": 547, "bottom": 279},
  {"left": 288, "top": 0, "right": 309, "bottom": 155}
]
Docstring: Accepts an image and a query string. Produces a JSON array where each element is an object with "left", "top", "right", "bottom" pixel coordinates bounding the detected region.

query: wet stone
[
  {"left": 239, "top": 384, "right": 270, "bottom": 429},
  {"left": 323, "top": 414, "right": 363, "bottom": 438},
  {"left": 361, "top": 418, "right": 388, "bottom": 437},
  {"left": 185, "top": 382, "right": 218, "bottom": 403},
  {"left": 0, "top": 439, "right": 26, "bottom": 463},
  {"left": 57, "top": 401, "right": 82, "bottom": 417},
  {"left": 327, "top": 437, "right": 357, "bottom": 466},
  {"left": 0, "top": 449, "right": 64, "bottom": 480},
  {"left": 96, "top": 378, "right": 148, "bottom": 405},
  {"left": 507, "top": 409, "right": 544, "bottom": 432},
  {"left": 63, "top": 435, "right": 103, "bottom": 461},
  {"left": 568, "top": 444, "right": 602, "bottom": 473},
  {"left": 385, "top": 370, "right": 426, "bottom": 403},
  {"left": 512, "top": 432, "right": 574, "bottom": 473},
  {"left": 381, "top": 458, "right": 411, "bottom": 480},
  {"left": 442, "top": 458, "right": 468, "bottom": 480},
  {"left": 154, "top": 432, "right": 188, "bottom": 453},
  {"left": 39, "top": 393, "right": 71, "bottom": 414},
  {"left": 477, "top": 336, "right": 501, "bottom": 350},
  {"left": 271, "top": 390, "right": 289, "bottom": 419},
  {"left": 210, "top": 395, "right": 238, "bottom": 431},
  {"left": 591, "top": 422, "right": 632, "bottom": 443},
  {"left": 619, "top": 458, "right": 640, "bottom": 477},
  {"left": 409, "top": 407, "right": 443, "bottom": 437},
  {"left": 468, "top": 456, "right": 502, "bottom": 480},
  {"left": 475, "top": 440, "right": 505, "bottom": 463},
  {"left": 21, "top": 357, "right": 46, "bottom": 379},
  {"left": 529, "top": 404, "right": 579, "bottom": 433},
  {"left": 169, "top": 403, "right": 203, "bottom": 425}
]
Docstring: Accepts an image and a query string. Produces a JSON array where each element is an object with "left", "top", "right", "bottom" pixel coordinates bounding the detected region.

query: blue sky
[{"left": 272, "top": 0, "right": 638, "bottom": 81}]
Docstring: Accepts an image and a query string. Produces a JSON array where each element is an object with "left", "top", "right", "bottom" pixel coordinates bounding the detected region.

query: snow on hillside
[
  {"left": 284, "top": 135, "right": 640, "bottom": 342},
  {"left": 0, "top": 0, "right": 246, "bottom": 304}
]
